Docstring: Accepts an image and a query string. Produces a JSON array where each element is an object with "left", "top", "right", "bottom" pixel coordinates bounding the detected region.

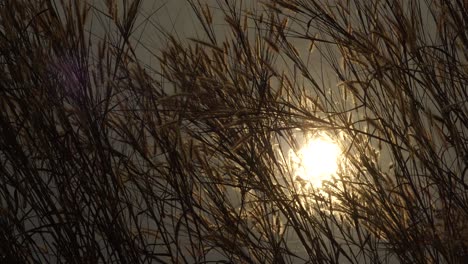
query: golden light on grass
[{"left": 291, "top": 135, "right": 341, "bottom": 188}]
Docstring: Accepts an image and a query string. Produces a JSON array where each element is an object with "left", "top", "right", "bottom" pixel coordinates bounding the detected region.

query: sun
[{"left": 291, "top": 135, "right": 341, "bottom": 188}]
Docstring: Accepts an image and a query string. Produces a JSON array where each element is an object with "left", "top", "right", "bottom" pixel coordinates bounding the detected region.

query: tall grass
[{"left": 0, "top": 0, "right": 466, "bottom": 263}]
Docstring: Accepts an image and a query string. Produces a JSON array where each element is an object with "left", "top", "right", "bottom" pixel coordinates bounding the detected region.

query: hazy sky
[{"left": 81, "top": 0, "right": 200, "bottom": 71}]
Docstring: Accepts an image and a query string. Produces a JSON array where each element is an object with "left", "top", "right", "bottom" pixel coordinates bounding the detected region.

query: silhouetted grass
[{"left": 0, "top": 0, "right": 466, "bottom": 263}]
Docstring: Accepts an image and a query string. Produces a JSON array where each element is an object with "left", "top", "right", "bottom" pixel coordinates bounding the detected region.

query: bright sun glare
[{"left": 292, "top": 136, "right": 341, "bottom": 188}]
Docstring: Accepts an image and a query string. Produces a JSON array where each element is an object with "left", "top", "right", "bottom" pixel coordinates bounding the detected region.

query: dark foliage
[{"left": 0, "top": 0, "right": 467, "bottom": 263}]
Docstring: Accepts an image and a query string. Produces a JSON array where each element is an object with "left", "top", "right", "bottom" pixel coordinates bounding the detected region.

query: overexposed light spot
[{"left": 291, "top": 135, "right": 341, "bottom": 188}]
